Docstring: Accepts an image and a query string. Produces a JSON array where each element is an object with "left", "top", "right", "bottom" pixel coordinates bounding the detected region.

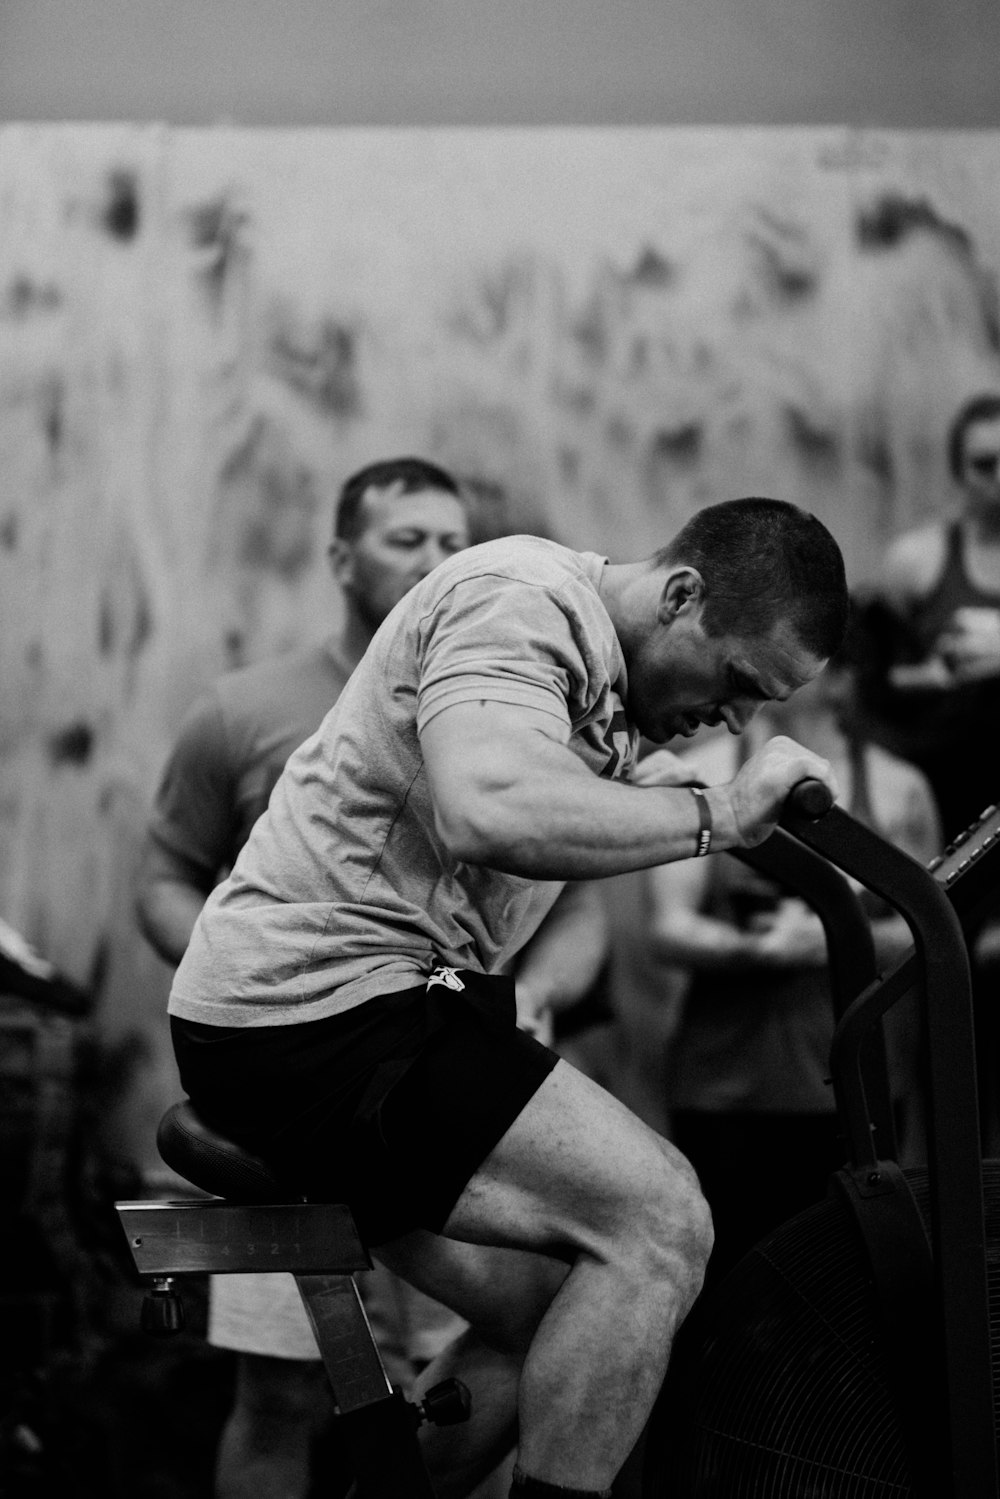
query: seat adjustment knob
[
  {"left": 141, "top": 1276, "right": 186, "bottom": 1336},
  {"left": 418, "top": 1377, "right": 472, "bottom": 1427}
]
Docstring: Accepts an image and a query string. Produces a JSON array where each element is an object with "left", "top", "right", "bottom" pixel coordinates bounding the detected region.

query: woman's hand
[{"left": 750, "top": 898, "right": 829, "bottom": 967}]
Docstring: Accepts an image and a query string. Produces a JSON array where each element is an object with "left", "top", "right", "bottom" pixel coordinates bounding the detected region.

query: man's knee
[{"left": 628, "top": 1146, "right": 715, "bottom": 1309}]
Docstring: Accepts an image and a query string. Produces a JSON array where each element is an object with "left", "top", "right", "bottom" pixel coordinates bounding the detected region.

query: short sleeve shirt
[
  {"left": 169, "top": 537, "right": 636, "bottom": 1027},
  {"left": 149, "top": 642, "right": 354, "bottom": 880}
]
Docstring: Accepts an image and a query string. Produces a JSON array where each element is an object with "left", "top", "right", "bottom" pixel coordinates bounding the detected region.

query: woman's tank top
[
  {"left": 910, "top": 520, "right": 1000, "bottom": 654},
  {"left": 899, "top": 522, "right": 1000, "bottom": 832}
]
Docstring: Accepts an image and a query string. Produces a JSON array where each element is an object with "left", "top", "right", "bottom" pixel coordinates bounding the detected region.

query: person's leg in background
[
  {"left": 209, "top": 1268, "right": 465, "bottom": 1498},
  {"left": 363, "top": 1257, "right": 467, "bottom": 1386},
  {"left": 215, "top": 1352, "right": 329, "bottom": 1499},
  {"left": 209, "top": 1274, "right": 330, "bottom": 1499}
]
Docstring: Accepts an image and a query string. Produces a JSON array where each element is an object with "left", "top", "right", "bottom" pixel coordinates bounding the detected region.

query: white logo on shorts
[{"left": 426, "top": 966, "right": 465, "bottom": 992}]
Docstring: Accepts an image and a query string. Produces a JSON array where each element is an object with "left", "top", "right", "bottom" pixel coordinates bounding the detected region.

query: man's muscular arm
[{"left": 419, "top": 700, "right": 836, "bottom": 880}]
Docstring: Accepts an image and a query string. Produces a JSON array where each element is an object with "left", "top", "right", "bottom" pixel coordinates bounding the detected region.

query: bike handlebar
[{"left": 783, "top": 776, "right": 835, "bottom": 821}]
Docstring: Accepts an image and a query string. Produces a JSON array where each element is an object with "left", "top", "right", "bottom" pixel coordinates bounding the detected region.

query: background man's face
[
  {"left": 960, "top": 415, "right": 1000, "bottom": 508},
  {"left": 335, "top": 481, "right": 470, "bottom": 629}
]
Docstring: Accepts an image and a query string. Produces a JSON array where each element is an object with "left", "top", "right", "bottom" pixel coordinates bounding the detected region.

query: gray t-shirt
[
  {"left": 169, "top": 536, "right": 635, "bottom": 1027},
  {"left": 148, "top": 641, "right": 353, "bottom": 879}
]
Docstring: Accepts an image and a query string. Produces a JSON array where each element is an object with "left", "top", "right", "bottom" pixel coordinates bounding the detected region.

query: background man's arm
[
  {"left": 134, "top": 691, "right": 235, "bottom": 966},
  {"left": 135, "top": 840, "right": 216, "bottom": 966},
  {"left": 512, "top": 882, "right": 610, "bottom": 1037}
]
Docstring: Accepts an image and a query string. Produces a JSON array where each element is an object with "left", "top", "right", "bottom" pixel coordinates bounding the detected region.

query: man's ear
[
  {"left": 658, "top": 566, "right": 705, "bottom": 623},
  {"left": 328, "top": 538, "right": 355, "bottom": 590}
]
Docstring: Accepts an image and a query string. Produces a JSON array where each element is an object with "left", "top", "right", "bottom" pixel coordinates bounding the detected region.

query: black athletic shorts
[{"left": 170, "top": 968, "right": 558, "bottom": 1246}]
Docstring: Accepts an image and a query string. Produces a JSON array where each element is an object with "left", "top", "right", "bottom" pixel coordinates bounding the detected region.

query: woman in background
[{"left": 647, "top": 625, "right": 941, "bottom": 1284}]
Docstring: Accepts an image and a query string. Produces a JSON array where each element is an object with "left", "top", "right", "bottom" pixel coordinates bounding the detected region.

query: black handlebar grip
[{"left": 786, "top": 777, "right": 834, "bottom": 820}]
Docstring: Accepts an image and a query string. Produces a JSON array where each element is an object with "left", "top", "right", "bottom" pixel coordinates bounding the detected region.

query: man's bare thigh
[
  {"left": 448, "top": 1059, "right": 695, "bottom": 1249},
  {"left": 382, "top": 1061, "right": 695, "bottom": 1276}
]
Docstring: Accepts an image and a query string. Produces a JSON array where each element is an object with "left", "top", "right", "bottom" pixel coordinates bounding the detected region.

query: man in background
[{"left": 646, "top": 619, "right": 940, "bottom": 1283}]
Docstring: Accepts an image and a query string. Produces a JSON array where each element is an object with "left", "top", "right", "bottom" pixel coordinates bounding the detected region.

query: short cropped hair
[
  {"left": 334, "top": 457, "right": 462, "bottom": 541},
  {"left": 947, "top": 393, "right": 1000, "bottom": 480},
  {"left": 656, "top": 498, "right": 848, "bottom": 661}
]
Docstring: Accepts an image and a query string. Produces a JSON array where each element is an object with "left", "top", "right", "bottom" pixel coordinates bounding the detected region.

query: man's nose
[{"left": 416, "top": 538, "right": 452, "bottom": 575}]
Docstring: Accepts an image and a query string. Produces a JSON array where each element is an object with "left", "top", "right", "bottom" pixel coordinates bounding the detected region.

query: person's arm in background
[
  {"left": 135, "top": 693, "right": 236, "bottom": 966},
  {"left": 877, "top": 523, "right": 1000, "bottom": 684},
  {"left": 864, "top": 748, "right": 943, "bottom": 968},
  {"left": 856, "top": 744, "right": 943, "bottom": 1165},
  {"left": 648, "top": 857, "right": 829, "bottom": 974},
  {"left": 975, "top": 919, "right": 1000, "bottom": 969},
  {"left": 870, "top": 526, "right": 957, "bottom": 690},
  {"left": 647, "top": 742, "right": 943, "bottom": 977},
  {"left": 512, "top": 881, "right": 610, "bottom": 1041},
  {"left": 135, "top": 840, "right": 216, "bottom": 966},
  {"left": 643, "top": 736, "right": 828, "bottom": 974},
  {"left": 937, "top": 606, "right": 1000, "bottom": 685}
]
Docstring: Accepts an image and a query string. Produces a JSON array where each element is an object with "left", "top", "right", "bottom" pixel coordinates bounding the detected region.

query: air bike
[
  {"left": 113, "top": 778, "right": 1000, "bottom": 1498},
  {"left": 644, "top": 779, "right": 1000, "bottom": 1499}
]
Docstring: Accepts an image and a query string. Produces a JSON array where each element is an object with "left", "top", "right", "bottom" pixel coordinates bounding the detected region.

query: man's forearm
[
  {"left": 423, "top": 708, "right": 836, "bottom": 882},
  {"left": 448, "top": 776, "right": 716, "bottom": 879},
  {"left": 426, "top": 725, "right": 731, "bottom": 878}
]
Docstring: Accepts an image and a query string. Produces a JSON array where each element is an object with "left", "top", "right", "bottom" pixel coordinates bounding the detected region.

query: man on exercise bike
[{"left": 167, "top": 497, "right": 847, "bottom": 1499}]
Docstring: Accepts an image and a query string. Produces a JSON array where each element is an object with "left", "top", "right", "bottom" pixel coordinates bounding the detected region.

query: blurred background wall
[
  {"left": 1, "top": 0, "right": 998, "bottom": 128},
  {"left": 1, "top": 1, "right": 998, "bottom": 1180}
]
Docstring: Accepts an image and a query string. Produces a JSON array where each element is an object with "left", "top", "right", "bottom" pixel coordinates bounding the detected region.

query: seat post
[{"left": 294, "top": 1273, "right": 394, "bottom": 1411}]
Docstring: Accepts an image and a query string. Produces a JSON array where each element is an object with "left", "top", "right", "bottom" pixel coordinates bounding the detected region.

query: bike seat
[{"left": 157, "top": 1099, "right": 291, "bottom": 1204}]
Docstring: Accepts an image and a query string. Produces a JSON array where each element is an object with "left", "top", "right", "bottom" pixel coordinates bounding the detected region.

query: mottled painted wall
[{"left": 1, "top": 125, "right": 998, "bottom": 1170}]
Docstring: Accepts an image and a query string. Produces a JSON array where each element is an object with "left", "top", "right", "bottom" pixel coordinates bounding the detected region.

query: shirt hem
[{"left": 168, "top": 966, "right": 429, "bottom": 1028}]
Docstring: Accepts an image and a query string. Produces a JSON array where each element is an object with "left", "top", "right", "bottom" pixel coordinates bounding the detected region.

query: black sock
[{"left": 509, "top": 1466, "right": 612, "bottom": 1499}]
